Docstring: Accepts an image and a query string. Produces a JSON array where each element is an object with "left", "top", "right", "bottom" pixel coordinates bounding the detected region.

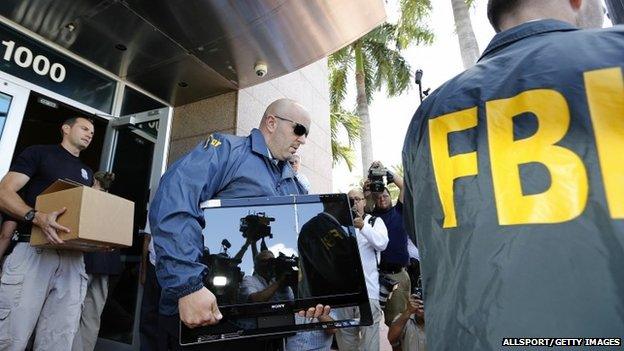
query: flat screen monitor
[{"left": 180, "top": 193, "right": 372, "bottom": 345}]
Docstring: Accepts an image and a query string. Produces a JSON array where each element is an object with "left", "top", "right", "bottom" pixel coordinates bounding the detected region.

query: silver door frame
[
  {"left": 0, "top": 77, "right": 29, "bottom": 176},
  {"left": 95, "top": 104, "right": 171, "bottom": 351}
]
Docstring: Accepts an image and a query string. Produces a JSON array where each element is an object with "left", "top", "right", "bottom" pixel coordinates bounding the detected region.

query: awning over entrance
[{"left": 0, "top": 0, "right": 386, "bottom": 106}]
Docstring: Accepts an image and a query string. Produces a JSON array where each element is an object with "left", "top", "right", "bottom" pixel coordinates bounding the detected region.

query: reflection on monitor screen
[
  {"left": 180, "top": 194, "right": 372, "bottom": 345},
  {"left": 201, "top": 198, "right": 362, "bottom": 304}
]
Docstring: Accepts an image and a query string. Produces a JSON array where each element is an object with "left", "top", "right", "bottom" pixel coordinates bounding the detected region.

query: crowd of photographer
[
  {"left": 357, "top": 161, "right": 425, "bottom": 351},
  {"left": 335, "top": 188, "right": 388, "bottom": 351}
]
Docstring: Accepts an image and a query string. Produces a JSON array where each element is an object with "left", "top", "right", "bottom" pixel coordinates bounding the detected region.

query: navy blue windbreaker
[
  {"left": 149, "top": 128, "right": 306, "bottom": 315},
  {"left": 403, "top": 20, "right": 624, "bottom": 350}
]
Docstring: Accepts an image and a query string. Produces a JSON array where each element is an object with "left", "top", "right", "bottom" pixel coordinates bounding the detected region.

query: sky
[
  {"left": 331, "top": 0, "right": 496, "bottom": 192},
  {"left": 330, "top": 0, "right": 612, "bottom": 192}
]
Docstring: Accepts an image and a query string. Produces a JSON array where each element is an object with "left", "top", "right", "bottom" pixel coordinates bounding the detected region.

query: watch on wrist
[{"left": 24, "top": 209, "right": 37, "bottom": 222}]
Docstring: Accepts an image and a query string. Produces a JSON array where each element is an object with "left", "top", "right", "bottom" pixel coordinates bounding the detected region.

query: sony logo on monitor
[{"left": 271, "top": 304, "right": 285, "bottom": 310}]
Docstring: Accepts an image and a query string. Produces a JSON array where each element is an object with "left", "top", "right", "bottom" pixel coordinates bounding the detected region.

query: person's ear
[
  {"left": 61, "top": 124, "right": 70, "bottom": 136},
  {"left": 266, "top": 115, "right": 278, "bottom": 133}
]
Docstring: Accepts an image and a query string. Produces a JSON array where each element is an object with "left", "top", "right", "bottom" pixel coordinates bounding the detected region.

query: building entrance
[
  {"left": 0, "top": 74, "right": 171, "bottom": 350},
  {"left": 10, "top": 90, "right": 107, "bottom": 171}
]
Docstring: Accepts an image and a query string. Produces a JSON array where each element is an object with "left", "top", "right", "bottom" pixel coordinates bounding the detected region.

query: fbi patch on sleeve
[{"left": 203, "top": 134, "right": 222, "bottom": 149}]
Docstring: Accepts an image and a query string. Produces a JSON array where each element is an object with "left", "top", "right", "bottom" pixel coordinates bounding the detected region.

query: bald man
[
  {"left": 150, "top": 99, "right": 329, "bottom": 349},
  {"left": 402, "top": 0, "right": 623, "bottom": 350}
]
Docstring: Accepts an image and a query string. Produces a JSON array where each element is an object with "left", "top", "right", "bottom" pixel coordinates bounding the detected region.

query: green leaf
[{"left": 327, "top": 0, "right": 434, "bottom": 172}]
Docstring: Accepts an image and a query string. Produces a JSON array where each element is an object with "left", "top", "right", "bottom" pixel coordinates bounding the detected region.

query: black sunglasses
[{"left": 274, "top": 115, "right": 309, "bottom": 137}]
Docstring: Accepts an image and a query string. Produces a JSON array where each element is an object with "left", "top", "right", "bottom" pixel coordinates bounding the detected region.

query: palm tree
[
  {"left": 451, "top": 0, "right": 479, "bottom": 69},
  {"left": 330, "top": 107, "right": 361, "bottom": 171},
  {"left": 329, "top": 0, "right": 434, "bottom": 176}
]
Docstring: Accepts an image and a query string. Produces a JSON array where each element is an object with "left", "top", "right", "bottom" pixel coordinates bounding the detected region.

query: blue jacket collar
[
  {"left": 480, "top": 19, "right": 578, "bottom": 61},
  {"left": 249, "top": 128, "right": 297, "bottom": 181},
  {"left": 250, "top": 128, "right": 271, "bottom": 159}
]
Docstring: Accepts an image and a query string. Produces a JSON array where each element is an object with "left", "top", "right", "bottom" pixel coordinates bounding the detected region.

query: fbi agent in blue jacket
[
  {"left": 402, "top": 1, "right": 623, "bottom": 350},
  {"left": 149, "top": 99, "right": 330, "bottom": 349}
]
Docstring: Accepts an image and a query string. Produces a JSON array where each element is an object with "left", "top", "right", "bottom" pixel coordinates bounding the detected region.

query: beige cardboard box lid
[{"left": 30, "top": 179, "right": 134, "bottom": 249}]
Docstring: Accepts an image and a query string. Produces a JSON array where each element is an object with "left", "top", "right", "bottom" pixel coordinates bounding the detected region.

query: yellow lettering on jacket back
[
  {"left": 585, "top": 67, "right": 624, "bottom": 218},
  {"left": 486, "top": 89, "right": 588, "bottom": 225},
  {"left": 429, "top": 107, "right": 478, "bottom": 228}
]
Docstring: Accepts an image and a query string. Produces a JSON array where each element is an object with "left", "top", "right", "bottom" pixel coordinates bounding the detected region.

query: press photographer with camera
[
  {"left": 387, "top": 294, "right": 426, "bottom": 351},
  {"left": 239, "top": 250, "right": 295, "bottom": 303},
  {"left": 334, "top": 188, "right": 388, "bottom": 351},
  {"left": 366, "top": 161, "right": 413, "bottom": 327}
]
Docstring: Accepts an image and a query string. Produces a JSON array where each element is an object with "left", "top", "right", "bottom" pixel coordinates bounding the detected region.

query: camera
[
  {"left": 378, "top": 274, "right": 399, "bottom": 309},
  {"left": 240, "top": 212, "right": 274, "bottom": 242},
  {"left": 269, "top": 252, "right": 299, "bottom": 287},
  {"left": 412, "top": 287, "right": 423, "bottom": 300},
  {"left": 368, "top": 164, "right": 388, "bottom": 193},
  {"left": 254, "top": 61, "right": 268, "bottom": 77},
  {"left": 200, "top": 243, "right": 243, "bottom": 305}
]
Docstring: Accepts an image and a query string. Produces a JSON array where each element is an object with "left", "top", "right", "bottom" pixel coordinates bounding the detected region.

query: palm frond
[
  {"left": 330, "top": 107, "right": 361, "bottom": 171},
  {"left": 361, "top": 50, "right": 376, "bottom": 104},
  {"left": 331, "top": 143, "right": 356, "bottom": 171},
  {"left": 329, "top": 47, "right": 354, "bottom": 109},
  {"left": 331, "top": 108, "right": 361, "bottom": 145},
  {"left": 365, "top": 41, "right": 412, "bottom": 97},
  {"left": 326, "top": 0, "right": 434, "bottom": 173},
  {"left": 396, "top": 0, "right": 434, "bottom": 49}
]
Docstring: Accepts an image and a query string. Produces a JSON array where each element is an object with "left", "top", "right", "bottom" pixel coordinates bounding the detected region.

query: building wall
[
  {"left": 167, "top": 59, "right": 331, "bottom": 192},
  {"left": 167, "top": 92, "right": 237, "bottom": 164},
  {"left": 236, "top": 59, "right": 332, "bottom": 193}
]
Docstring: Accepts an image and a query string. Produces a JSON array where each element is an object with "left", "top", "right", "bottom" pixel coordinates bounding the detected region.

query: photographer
[
  {"left": 239, "top": 250, "right": 294, "bottom": 303},
  {"left": 367, "top": 161, "right": 412, "bottom": 327},
  {"left": 387, "top": 295, "right": 426, "bottom": 351},
  {"left": 335, "top": 189, "right": 388, "bottom": 351}
]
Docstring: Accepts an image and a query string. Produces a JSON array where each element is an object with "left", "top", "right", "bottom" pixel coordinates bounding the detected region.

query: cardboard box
[{"left": 30, "top": 179, "right": 134, "bottom": 251}]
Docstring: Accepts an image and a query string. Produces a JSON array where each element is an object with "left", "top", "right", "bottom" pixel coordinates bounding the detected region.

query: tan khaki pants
[
  {"left": 0, "top": 243, "right": 87, "bottom": 351},
  {"left": 382, "top": 269, "right": 411, "bottom": 326},
  {"left": 72, "top": 274, "right": 109, "bottom": 351}
]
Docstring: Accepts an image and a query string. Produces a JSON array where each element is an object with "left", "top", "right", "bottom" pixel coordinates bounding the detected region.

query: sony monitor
[{"left": 179, "top": 193, "right": 372, "bottom": 345}]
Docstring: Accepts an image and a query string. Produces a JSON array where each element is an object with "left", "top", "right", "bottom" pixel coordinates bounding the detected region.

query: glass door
[
  {"left": 0, "top": 79, "right": 29, "bottom": 176},
  {"left": 96, "top": 107, "right": 171, "bottom": 351}
]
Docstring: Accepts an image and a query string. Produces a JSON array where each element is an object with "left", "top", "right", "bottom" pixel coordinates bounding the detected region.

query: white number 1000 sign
[{"left": 2, "top": 40, "right": 66, "bottom": 83}]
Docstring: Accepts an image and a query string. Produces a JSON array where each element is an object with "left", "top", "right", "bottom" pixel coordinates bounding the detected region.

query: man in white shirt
[{"left": 335, "top": 188, "right": 389, "bottom": 351}]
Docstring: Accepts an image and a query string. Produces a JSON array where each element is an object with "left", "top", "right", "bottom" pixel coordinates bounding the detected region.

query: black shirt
[
  {"left": 10, "top": 144, "right": 93, "bottom": 234},
  {"left": 10, "top": 144, "right": 122, "bottom": 275}
]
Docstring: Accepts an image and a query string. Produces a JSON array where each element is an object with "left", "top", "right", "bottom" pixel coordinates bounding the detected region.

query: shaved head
[
  {"left": 259, "top": 98, "right": 311, "bottom": 161},
  {"left": 260, "top": 99, "right": 310, "bottom": 125}
]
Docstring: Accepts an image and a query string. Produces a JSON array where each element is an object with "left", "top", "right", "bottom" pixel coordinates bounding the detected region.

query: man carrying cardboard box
[{"left": 0, "top": 116, "right": 95, "bottom": 350}]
